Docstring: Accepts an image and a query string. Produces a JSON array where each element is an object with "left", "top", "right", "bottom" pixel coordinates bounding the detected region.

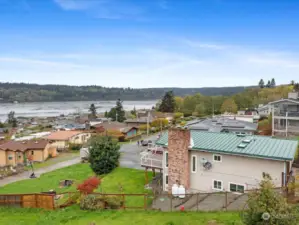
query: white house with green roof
[{"left": 151, "top": 129, "right": 298, "bottom": 193}]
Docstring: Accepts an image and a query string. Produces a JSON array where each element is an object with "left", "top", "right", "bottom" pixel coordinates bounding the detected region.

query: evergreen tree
[
  {"left": 159, "top": 91, "right": 175, "bottom": 112},
  {"left": 89, "top": 136, "right": 120, "bottom": 175},
  {"left": 290, "top": 80, "right": 295, "bottom": 86},
  {"left": 7, "top": 111, "right": 17, "bottom": 127},
  {"left": 89, "top": 103, "right": 97, "bottom": 119},
  {"left": 270, "top": 78, "right": 276, "bottom": 88},
  {"left": 266, "top": 80, "right": 271, "bottom": 88},
  {"left": 104, "top": 111, "right": 108, "bottom": 118},
  {"left": 131, "top": 106, "right": 137, "bottom": 117},
  {"left": 258, "top": 79, "right": 265, "bottom": 88},
  {"left": 108, "top": 99, "right": 126, "bottom": 122}
]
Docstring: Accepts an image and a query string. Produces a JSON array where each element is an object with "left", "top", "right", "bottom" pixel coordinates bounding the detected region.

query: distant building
[{"left": 185, "top": 117, "right": 258, "bottom": 135}]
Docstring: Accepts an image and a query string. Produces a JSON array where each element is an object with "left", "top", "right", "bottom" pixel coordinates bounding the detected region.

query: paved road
[
  {"left": 0, "top": 135, "right": 158, "bottom": 187},
  {"left": 119, "top": 135, "right": 158, "bottom": 169}
]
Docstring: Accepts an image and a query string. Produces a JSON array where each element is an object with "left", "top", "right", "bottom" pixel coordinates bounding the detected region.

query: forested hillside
[{"left": 0, "top": 82, "right": 250, "bottom": 103}]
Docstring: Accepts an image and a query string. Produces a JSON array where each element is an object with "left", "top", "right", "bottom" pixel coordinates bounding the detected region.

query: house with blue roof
[{"left": 141, "top": 128, "right": 298, "bottom": 193}]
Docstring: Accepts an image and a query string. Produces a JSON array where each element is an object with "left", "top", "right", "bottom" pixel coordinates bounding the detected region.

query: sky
[{"left": 0, "top": 0, "right": 299, "bottom": 88}]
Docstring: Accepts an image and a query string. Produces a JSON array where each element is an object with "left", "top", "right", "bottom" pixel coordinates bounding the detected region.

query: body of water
[{"left": 0, "top": 100, "right": 157, "bottom": 122}]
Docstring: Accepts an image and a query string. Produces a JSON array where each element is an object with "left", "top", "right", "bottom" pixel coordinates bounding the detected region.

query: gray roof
[
  {"left": 269, "top": 98, "right": 299, "bottom": 105},
  {"left": 186, "top": 117, "right": 258, "bottom": 132}
]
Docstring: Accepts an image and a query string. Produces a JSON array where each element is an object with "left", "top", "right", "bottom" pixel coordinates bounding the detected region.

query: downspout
[{"left": 284, "top": 161, "right": 287, "bottom": 187}]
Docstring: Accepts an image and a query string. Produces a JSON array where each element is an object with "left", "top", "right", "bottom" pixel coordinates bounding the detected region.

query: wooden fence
[{"left": 0, "top": 193, "right": 55, "bottom": 210}]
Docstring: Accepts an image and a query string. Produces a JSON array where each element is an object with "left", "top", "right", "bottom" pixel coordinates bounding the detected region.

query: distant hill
[{"left": 0, "top": 82, "right": 251, "bottom": 103}]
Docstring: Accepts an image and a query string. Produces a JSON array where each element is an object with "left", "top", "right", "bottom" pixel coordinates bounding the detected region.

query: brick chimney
[{"left": 167, "top": 128, "right": 190, "bottom": 192}]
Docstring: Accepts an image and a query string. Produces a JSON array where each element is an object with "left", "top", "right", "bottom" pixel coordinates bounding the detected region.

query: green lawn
[
  {"left": 0, "top": 206, "right": 243, "bottom": 225},
  {"left": 0, "top": 164, "right": 152, "bottom": 207}
]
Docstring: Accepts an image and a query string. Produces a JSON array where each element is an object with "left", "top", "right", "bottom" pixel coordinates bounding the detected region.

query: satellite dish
[{"left": 203, "top": 161, "right": 212, "bottom": 170}]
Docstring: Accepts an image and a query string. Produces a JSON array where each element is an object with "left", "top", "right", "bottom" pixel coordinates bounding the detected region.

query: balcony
[
  {"left": 274, "top": 111, "right": 299, "bottom": 119},
  {"left": 140, "top": 146, "right": 163, "bottom": 169}
]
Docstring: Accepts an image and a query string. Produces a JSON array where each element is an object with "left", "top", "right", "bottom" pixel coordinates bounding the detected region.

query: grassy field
[
  {"left": 0, "top": 206, "right": 242, "bottom": 225},
  {"left": 0, "top": 164, "right": 153, "bottom": 207}
]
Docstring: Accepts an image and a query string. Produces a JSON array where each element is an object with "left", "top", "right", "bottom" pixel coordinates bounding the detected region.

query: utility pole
[
  {"left": 116, "top": 111, "right": 118, "bottom": 122},
  {"left": 147, "top": 111, "right": 150, "bottom": 136}
]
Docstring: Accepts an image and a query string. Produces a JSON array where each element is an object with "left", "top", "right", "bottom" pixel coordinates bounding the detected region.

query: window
[
  {"left": 18, "top": 154, "right": 22, "bottom": 159},
  {"left": 213, "top": 154, "right": 222, "bottom": 162},
  {"left": 191, "top": 155, "right": 197, "bottom": 173},
  {"left": 213, "top": 180, "right": 223, "bottom": 190},
  {"left": 8, "top": 155, "right": 13, "bottom": 160},
  {"left": 165, "top": 152, "right": 168, "bottom": 168},
  {"left": 165, "top": 175, "right": 168, "bottom": 185},
  {"left": 229, "top": 183, "right": 245, "bottom": 193},
  {"left": 31, "top": 151, "right": 34, "bottom": 155}
]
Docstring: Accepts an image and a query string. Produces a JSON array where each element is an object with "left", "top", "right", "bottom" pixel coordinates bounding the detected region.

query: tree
[
  {"left": 151, "top": 118, "right": 169, "bottom": 129},
  {"left": 89, "top": 104, "right": 97, "bottom": 119},
  {"left": 193, "top": 103, "right": 206, "bottom": 117},
  {"left": 242, "top": 173, "right": 297, "bottom": 225},
  {"left": 290, "top": 80, "right": 295, "bottom": 86},
  {"left": 131, "top": 106, "right": 137, "bottom": 117},
  {"left": 89, "top": 136, "right": 120, "bottom": 175},
  {"left": 220, "top": 99, "right": 238, "bottom": 113},
  {"left": 159, "top": 91, "right": 175, "bottom": 112},
  {"left": 294, "top": 83, "right": 299, "bottom": 92},
  {"left": 107, "top": 99, "right": 126, "bottom": 122},
  {"left": 104, "top": 111, "right": 108, "bottom": 118},
  {"left": 266, "top": 80, "right": 271, "bottom": 88},
  {"left": 7, "top": 111, "right": 17, "bottom": 127},
  {"left": 77, "top": 177, "right": 101, "bottom": 195},
  {"left": 174, "top": 96, "right": 184, "bottom": 112},
  {"left": 270, "top": 78, "right": 276, "bottom": 88},
  {"left": 258, "top": 79, "right": 265, "bottom": 89}
]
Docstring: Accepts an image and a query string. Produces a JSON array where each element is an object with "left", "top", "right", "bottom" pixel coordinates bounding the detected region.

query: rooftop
[
  {"left": 186, "top": 117, "right": 258, "bottom": 132},
  {"left": 156, "top": 131, "right": 298, "bottom": 161},
  {"left": 45, "top": 130, "right": 83, "bottom": 141},
  {"left": 0, "top": 139, "right": 49, "bottom": 151}
]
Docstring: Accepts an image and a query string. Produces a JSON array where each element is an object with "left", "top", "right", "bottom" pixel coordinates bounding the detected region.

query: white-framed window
[
  {"left": 165, "top": 152, "right": 168, "bottom": 168},
  {"left": 191, "top": 155, "right": 197, "bottom": 173},
  {"left": 213, "top": 180, "right": 223, "bottom": 191},
  {"left": 165, "top": 175, "right": 168, "bottom": 185},
  {"left": 229, "top": 183, "right": 245, "bottom": 193},
  {"left": 8, "top": 155, "right": 13, "bottom": 160},
  {"left": 213, "top": 154, "right": 222, "bottom": 162}
]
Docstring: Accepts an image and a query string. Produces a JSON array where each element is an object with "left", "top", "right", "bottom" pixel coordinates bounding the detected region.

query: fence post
[
  {"left": 122, "top": 194, "right": 126, "bottom": 210},
  {"left": 196, "top": 193, "right": 199, "bottom": 212},
  {"left": 35, "top": 194, "right": 38, "bottom": 208},
  {"left": 144, "top": 194, "right": 147, "bottom": 210}
]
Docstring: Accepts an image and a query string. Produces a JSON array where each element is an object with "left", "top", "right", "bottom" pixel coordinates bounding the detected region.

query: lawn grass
[
  {"left": 0, "top": 206, "right": 243, "bottom": 225},
  {"left": 0, "top": 164, "right": 153, "bottom": 207}
]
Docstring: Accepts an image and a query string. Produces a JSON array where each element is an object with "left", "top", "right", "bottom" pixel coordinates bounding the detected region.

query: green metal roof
[{"left": 155, "top": 131, "right": 298, "bottom": 161}]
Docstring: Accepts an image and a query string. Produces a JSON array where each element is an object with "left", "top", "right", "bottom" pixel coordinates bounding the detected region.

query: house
[
  {"left": 141, "top": 129, "right": 298, "bottom": 193},
  {"left": 45, "top": 131, "right": 92, "bottom": 150},
  {"left": 257, "top": 104, "right": 271, "bottom": 117},
  {"left": 0, "top": 140, "right": 57, "bottom": 166},
  {"left": 237, "top": 109, "right": 259, "bottom": 116},
  {"left": 185, "top": 117, "right": 258, "bottom": 135},
  {"left": 269, "top": 92, "right": 299, "bottom": 136},
  {"left": 95, "top": 122, "right": 138, "bottom": 139}
]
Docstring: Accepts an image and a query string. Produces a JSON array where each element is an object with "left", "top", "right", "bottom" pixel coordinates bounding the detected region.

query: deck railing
[{"left": 140, "top": 149, "right": 163, "bottom": 169}]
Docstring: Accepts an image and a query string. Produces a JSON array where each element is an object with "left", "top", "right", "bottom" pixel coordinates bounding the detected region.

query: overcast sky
[{"left": 0, "top": 0, "right": 299, "bottom": 88}]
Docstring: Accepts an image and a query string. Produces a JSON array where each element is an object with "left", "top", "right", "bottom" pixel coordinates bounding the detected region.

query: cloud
[
  {"left": 184, "top": 40, "right": 229, "bottom": 50},
  {"left": 53, "top": 0, "right": 164, "bottom": 20}
]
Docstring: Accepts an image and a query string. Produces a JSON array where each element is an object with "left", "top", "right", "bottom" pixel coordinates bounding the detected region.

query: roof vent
[
  {"left": 238, "top": 143, "right": 247, "bottom": 148},
  {"left": 237, "top": 133, "right": 246, "bottom": 137},
  {"left": 242, "top": 139, "right": 251, "bottom": 143}
]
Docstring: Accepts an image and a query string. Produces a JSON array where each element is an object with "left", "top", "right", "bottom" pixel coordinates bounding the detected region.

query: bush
[
  {"left": 80, "top": 195, "right": 104, "bottom": 210},
  {"left": 69, "top": 144, "right": 82, "bottom": 151},
  {"left": 80, "top": 194, "right": 124, "bottom": 210},
  {"left": 89, "top": 136, "right": 120, "bottom": 175},
  {"left": 77, "top": 177, "right": 101, "bottom": 195}
]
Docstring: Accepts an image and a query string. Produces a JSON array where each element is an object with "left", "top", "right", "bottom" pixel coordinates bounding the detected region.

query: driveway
[{"left": 119, "top": 135, "right": 158, "bottom": 170}]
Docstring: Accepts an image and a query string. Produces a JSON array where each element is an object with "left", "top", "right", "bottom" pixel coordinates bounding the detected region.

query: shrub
[
  {"left": 102, "top": 195, "right": 124, "bottom": 209},
  {"left": 80, "top": 195, "right": 104, "bottom": 210},
  {"left": 69, "top": 143, "right": 82, "bottom": 151},
  {"left": 77, "top": 177, "right": 101, "bottom": 195},
  {"left": 89, "top": 136, "right": 120, "bottom": 175}
]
